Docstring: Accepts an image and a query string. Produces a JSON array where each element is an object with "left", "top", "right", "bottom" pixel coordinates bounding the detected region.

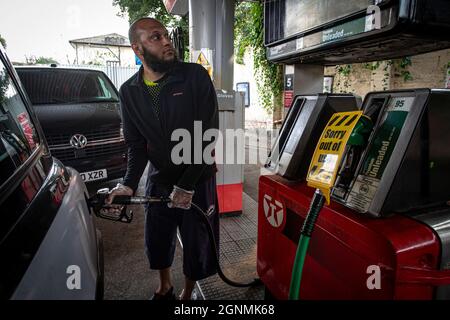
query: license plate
[{"left": 80, "top": 169, "right": 107, "bottom": 182}]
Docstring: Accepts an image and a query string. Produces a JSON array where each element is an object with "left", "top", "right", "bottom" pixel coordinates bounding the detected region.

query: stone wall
[{"left": 324, "top": 48, "right": 450, "bottom": 99}]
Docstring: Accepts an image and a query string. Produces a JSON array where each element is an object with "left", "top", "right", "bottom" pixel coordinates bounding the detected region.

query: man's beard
[{"left": 142, "top": 47, "right": 178, "bottom": 73}]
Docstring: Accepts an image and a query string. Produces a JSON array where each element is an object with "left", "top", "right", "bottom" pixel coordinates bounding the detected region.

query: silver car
[{"left": 0, "top": 46, "right": 103, "bottom": 299}]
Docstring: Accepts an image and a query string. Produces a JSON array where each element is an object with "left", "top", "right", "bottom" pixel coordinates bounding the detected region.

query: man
[{"left": 106, "top": 17, "right": 220, "bottom": 300}]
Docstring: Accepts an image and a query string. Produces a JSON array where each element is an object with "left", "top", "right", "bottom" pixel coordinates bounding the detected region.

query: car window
[
  {"left": 16, "top": 69, "right": 119, "bottom": 105},
  {"left": 0, "top": 60, "right": 40, "bottom": 186}
]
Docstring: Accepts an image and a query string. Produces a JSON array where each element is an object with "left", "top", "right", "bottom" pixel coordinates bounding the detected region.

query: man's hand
[
  {"left": 168, "top": 185, "right": 194, "bottom": 210},
  {"left": 103, "top": 183, "right": 134, "bottom": 215}
]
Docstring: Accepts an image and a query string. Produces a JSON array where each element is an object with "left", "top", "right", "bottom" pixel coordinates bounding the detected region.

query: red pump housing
[{"left": 257, "top": 174, "right": 450, "bottom": 300}]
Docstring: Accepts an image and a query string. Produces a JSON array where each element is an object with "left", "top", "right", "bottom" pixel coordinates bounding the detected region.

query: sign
[
  {"left": 284, "top": 73, "right": 294, "bottom": 108},
  {"left": 307, "top": 111, "right": 364, "bottom": 204},
  {"left": 284, "top": 91, "right": 294, "bottom": 108},
  {"left": 323, "top": 76, "right": 333, "bottom": 93},
  {"left": 236, "top": 82, "right": 250, "bottom": 107},
  {"left": 196, "top": 50, "right": 213, "bottom": 79},
  {"left": 346, "top": 97, "right": 413, "bottom": 212},
  {"left": 266, "top": 15, "right": 376, "bottom": 61},
  {"left": 263, "top": 194, "right": 284, "bottom": 228}
]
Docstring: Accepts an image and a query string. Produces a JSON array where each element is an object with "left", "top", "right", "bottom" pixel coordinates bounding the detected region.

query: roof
[
  {"left": 15, "top": 65, "right": 108, "bottom": 75},
  {"left": 69, "top": 33, "right": 130, "bottom": 48}
]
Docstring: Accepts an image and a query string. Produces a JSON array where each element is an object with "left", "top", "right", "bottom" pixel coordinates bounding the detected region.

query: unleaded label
[{"left": 347, "top": 97, "right": 414, "bottom": 212}]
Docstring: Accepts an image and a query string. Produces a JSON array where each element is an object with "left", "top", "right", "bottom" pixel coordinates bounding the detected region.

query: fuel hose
[
  {"left": 109, "top": 195, "right": 262, "bottom": 288},
  {"left": 288, "top": 189, "right": 325, "bottom": 300}
]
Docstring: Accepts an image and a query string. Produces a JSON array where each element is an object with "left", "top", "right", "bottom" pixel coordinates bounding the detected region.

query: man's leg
[
  {"left": 145, "top": 181, "right": 178, "bottom": 298},
  {"left": 156, "top": 267, "right": 173, "bottom": 295},
  {"left": 179, "top": 277, "right": 196, "bottom": 300},
  {"left": 179, "top": 176, "right": 220, "bottom": 300}
]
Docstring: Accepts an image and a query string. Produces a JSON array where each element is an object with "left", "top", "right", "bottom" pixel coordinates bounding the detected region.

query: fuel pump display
[{"left": 332, "top": 89, "right": 450, "bottom": 217}]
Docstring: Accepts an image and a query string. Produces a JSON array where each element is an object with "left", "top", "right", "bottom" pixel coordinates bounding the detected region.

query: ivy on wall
[
  {"left": 234, "top": 1, "right": 283, "bottom": 113},
  {"left": 333, "top": 57, "right": 414, "bottom": 93}
]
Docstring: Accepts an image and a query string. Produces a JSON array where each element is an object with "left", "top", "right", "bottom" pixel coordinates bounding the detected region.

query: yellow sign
[
  {"left": 307, "top": 111, "right": 363, "bottom": 204},
  {"left": 196, "top": 52, "right": 213, "bottom": 78}
]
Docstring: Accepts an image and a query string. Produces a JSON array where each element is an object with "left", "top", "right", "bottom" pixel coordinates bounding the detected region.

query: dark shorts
[{"left": 144, "top": 174, "right": 220, "bottom": 281}]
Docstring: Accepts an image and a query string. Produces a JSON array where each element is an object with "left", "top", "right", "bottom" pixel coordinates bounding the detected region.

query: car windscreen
[{"left": 16, "top": 68, "right": 119, "bottom": 105}]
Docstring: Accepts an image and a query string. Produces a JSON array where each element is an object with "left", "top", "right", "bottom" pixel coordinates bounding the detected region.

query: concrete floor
[{"left": 89, "top": 139, "right": 269, "bottom": 300}]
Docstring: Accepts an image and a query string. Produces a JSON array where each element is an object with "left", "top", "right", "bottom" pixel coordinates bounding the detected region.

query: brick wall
[{"left": 324, "top": 48, "right": 450, "bottom": 98}]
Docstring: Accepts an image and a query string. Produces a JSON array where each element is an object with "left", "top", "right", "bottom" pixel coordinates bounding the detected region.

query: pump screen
[
  {"left": 265, "top": 0, "right": 384, "bottom": 45},
  {"left": 283, "top": 99, "right": 317, "bottom": 154}
]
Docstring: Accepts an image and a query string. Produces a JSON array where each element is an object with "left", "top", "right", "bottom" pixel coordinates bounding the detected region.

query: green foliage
[
  {"left": 0, "top": 71, "right": 9, "bottom": 104},
  {"left": 113, "top": 0, "right": 189, "bottom": 60},
  {"left": 337, "top": 64, "right": 352, "bottom": 76},
  {"left": 35, "top": 57, "right": 59, "bottom": 65},
  {"left": 391, "top": 57, "right": 413, "bottom": 82},
  {"left": 234, "top": 2, "right": 283, "bottom": 113},
  {"left": 363, "top": 61, "right": 381, "bottom": 71},
  {"left": 334, "top": 65, "right": 353, "bottom": 93},
  {"left": 399, "top": 56, "right": 412, "bottom": 69},
  {"left": 25, "top": 56, "right": 59, "bottom": 65}
]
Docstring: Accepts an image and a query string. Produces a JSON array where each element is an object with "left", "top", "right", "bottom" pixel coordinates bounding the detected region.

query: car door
[{"left": 0, "top": 49, "right": 102, "bottom": 300}]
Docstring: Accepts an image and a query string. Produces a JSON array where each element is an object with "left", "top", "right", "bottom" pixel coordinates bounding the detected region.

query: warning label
[
  {"left": 346, "top": 175, "right": 380, "bottom": 212},
  {"left": 307, "top": 111, "right": 363, "bottom": 203},
  {"left": 196, "top": 51, "right": 213, "bottom": 78}
]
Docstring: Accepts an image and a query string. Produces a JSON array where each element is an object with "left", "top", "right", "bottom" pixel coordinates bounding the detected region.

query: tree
[
  {"left": 113, "top": 0, "right": 189, "bottom": 60},
  {"left": 0, "top": 34, "right": 6, "bottom": 49},
  {"left": 25, "top": 56, "right": 59, "bottom": 65}
]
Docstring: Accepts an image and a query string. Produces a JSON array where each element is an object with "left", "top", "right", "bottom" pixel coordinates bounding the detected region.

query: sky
[{"left": 0, "top": 0, "right": 130, "bottom": 64}]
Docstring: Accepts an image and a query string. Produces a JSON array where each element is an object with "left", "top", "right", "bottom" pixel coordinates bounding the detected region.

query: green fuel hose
[{"left": 288, "top": 189, "right": 325, "bottom": 300}]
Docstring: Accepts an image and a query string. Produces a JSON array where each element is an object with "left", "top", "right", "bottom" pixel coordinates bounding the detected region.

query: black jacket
[{"left": 119, "top": 62, "right": 219, "bottom": 192}]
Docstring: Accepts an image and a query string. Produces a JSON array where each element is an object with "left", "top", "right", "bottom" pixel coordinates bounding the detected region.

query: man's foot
[{"left": 151, "top": 286, "right": 177, "bottom": 300}]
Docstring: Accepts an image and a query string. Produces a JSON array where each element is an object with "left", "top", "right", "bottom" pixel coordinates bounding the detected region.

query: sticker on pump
[
  {"left": 307, "top": 111, "right": 364, "bottom": 204},
  {"left": 346, "top": 97, "right": 413, "bottom": 212}
]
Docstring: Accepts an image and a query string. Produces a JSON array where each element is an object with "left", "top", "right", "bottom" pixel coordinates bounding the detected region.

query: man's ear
[{"left": 131, "top": 43, "right": 144, "bottom": 59}]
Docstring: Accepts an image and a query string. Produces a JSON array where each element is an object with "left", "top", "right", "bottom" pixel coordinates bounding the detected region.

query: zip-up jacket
[{"left": 119, "top": 62, "right": 219, "bottom": 192}]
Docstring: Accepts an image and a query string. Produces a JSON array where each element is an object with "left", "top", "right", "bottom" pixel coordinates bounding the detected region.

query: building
[{"left": 69, "top": 33, "right": 137, "bottom": 67}]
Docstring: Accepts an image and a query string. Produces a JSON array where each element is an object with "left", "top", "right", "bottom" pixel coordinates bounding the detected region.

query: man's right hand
[{"left": 103, "top": 183, "right": 134, "bottom": 214}]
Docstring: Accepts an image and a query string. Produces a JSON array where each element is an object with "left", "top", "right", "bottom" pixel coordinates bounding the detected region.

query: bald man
[{"left": 106, "top": 18, "right": 220, "bottom": 300}]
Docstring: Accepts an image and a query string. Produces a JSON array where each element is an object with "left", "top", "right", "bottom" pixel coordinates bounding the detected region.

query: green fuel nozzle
[{"left": 347, "top": 115, "right": 373, "bottom": 146}]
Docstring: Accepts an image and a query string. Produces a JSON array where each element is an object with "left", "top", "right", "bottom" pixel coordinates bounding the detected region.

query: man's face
[{"left": 133, "top": 21, "right": 178, "bottom": 72}]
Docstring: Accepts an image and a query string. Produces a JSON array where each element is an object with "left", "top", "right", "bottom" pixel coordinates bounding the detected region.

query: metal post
[
  {"left": 189, "top": 0, "right": 216, "bottom": 81},
  {"left": 215, "top": 0, "right": 235, "bottom": 92},
  {"left": 189, "top": 0, "right": 235, "bottom": 91}
]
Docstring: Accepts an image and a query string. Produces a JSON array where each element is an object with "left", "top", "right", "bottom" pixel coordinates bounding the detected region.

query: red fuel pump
[{"left": 257, "top": 89, "right": 450, "bottom": 300}]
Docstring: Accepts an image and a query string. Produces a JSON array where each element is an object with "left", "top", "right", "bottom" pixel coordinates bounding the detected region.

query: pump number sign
[{"left": 307, "top": 111, "right": 363, "bottom": 204}]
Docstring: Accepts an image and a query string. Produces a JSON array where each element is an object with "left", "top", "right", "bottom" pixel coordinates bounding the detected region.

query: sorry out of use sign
[{"left": 307, "top": 110, "right": 363, "bottom": 203}]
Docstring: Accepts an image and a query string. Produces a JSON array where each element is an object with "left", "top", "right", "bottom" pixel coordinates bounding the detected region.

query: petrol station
[{"left": 3, "top": 0, "right": 450, "bottom": 301}]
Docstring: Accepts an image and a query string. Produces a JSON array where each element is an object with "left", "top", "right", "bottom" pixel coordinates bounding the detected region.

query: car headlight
[{"left": 119, "top": 124, "right": 124, "bottom": 138}]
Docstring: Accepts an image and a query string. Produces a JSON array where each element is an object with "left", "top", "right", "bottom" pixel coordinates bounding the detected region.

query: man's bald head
[{"left": 128, "top": 17, "right": 164, "bottom": 45}]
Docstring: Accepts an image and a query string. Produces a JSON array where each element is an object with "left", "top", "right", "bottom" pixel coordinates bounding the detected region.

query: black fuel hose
[{"left": 111, "top": 195, "right": 262, "bottom": 288}]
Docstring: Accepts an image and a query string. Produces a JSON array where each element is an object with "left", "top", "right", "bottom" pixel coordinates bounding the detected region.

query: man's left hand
[{"left": 168, "top": 185, "right": 194, "bottom": 210}]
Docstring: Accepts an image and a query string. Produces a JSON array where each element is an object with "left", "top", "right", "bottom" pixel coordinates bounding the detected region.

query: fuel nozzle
[
  {"left": 347, "top": 115, "right": 373, "bottom": 146},
  {"left": 88, "top": 189, "right": 171, "bottom": 223},
  {"left": 334, "top": 115, "right": 374, "bottom": 193},
  {"left": 88, "top": 188, "right": 134, "bottom": 223}
]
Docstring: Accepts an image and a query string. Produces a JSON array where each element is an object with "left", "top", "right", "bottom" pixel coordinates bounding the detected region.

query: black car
[{"left": 15, "top": 66, "right": 127, "bottom": 184}]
